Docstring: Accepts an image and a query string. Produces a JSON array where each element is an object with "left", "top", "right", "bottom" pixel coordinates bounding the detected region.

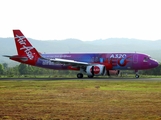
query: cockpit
[
  {"left": 143, "top": 56, "right": 150, "bottom": 62},
  {"left": 142, "top": 55, "right": 159, "bottom": 69}
]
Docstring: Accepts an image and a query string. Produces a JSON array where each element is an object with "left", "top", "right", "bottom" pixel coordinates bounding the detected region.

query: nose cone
[{"left": 150, "top": 60, "right": 159, "bottom": 68}]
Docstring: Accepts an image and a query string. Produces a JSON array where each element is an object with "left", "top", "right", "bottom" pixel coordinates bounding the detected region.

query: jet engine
[{"left": 86, "top": 65, "right": 106, "bottom": 76}]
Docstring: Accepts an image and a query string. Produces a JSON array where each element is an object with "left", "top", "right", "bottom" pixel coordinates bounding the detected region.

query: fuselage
[
  {"left": 34, "top": 52, "right": 158, "bottom": 71},
  {"left": 7, "top": 30, "right": 159, "bottom": 78}
]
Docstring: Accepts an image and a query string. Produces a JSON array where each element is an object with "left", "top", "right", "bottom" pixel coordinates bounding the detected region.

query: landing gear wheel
[
  {"left": 88, "top": 75, "right": 93, "bottom": 78},
  {"left": 77, "top": 73, "right": 83, "bottom": 78},
  {"left": 135, "top": 74, "right": 139, "bottom": 78}
]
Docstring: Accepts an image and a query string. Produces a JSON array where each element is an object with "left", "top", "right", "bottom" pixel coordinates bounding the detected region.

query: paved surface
[{"left": 0, "top": 77, "right": 161, "bottom": 81}]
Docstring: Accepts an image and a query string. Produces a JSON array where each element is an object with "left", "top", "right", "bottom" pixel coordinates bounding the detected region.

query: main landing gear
[
  {"left": 77, "top": 73, "right": 83, "bottom": 78},
  {"left": 77, "top": 73, "right": 94, "bottom": 78},
  {"left": 135, "top": 70, "right": 139, "bottom": 78}
]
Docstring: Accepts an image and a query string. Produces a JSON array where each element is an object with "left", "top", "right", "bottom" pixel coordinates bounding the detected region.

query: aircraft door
[{"left": 133, "top": 53, "right": 138, "bottom": 64}]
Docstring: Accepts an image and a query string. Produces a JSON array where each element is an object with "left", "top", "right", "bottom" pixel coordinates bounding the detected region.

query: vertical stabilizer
[{"left": 12, "top": 30, "right": 41, "bottom": 65}]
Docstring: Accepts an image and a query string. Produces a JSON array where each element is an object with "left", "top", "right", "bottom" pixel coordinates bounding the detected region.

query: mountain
[{"left": 0, "top": 37, "right": 161, "bottom": 66}]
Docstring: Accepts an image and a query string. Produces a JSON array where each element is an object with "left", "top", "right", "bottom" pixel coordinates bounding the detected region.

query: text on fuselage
[{"left": 110, "top": 54, "right": 126, "bottom": 58}]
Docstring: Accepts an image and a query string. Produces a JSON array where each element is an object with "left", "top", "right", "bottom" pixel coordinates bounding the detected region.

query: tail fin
[{"left": 12, "top": 30, "right": 41, "bottom": 65}]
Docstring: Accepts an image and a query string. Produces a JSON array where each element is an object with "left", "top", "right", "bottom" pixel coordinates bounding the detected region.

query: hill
[{"left": 0, "top": 37, "right": 161, "bottom": 66}]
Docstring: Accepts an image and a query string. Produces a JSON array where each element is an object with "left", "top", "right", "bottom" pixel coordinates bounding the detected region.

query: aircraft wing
[{"left": 50, "top": 58, "right": 90, "bottom": 66}]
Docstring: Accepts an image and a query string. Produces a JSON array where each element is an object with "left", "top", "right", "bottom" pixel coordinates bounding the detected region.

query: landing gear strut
[
  {"left": 77, "top": 73, "right": 83, "bottom": 78},
  {"left": 135, "top": 70, "right": 139, "bottom": 78}
]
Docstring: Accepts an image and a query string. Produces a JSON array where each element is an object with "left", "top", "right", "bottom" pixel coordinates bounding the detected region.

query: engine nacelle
[{"left": 86, "top": 65, "right": 106, "bottom": 76}]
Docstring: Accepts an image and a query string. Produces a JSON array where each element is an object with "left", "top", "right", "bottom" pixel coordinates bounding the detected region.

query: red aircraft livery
[{"left": 4, "top": 30, "right": 159, "bottom": 78}]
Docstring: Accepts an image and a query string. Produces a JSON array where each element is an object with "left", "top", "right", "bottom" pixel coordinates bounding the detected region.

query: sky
[{"left": 0, "top": 0, "right": 161, "bottom": 41}]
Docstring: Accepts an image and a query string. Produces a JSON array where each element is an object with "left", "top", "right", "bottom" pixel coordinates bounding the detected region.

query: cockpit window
[{"left": 143, "top": 57, "right": 150, "bottom": 62}]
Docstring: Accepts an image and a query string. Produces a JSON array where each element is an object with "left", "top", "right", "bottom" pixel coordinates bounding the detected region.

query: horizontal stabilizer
[
  {"left": 3, "top": 55, "right": 12, "bottom": 58},
  {"left": 3, "top": 55, "right": 28, "bottom": 61}
]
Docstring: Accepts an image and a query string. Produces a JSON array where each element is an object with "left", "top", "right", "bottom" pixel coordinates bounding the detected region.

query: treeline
[
  {"left": 0, "top": 63, "right": 78, "bottom": 78},
  {"left": 0, "top": 63, "right": 160, "bottom": 77}
]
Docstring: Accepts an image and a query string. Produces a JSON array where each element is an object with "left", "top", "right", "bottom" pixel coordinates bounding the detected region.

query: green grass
[{"left": 0, "top": 80, "right": 161, "bottom": 120}]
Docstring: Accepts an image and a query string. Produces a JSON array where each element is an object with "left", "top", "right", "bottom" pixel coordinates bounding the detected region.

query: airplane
[{"left": 4, "top": 30, "right": 159, "bottom": 78}]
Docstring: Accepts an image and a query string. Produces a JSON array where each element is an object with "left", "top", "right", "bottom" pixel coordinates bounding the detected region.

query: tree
[
  {"left": 2, "top": 63, "right": 8, "bottom": 70},
  {"left": 0, "top": 64, "right": 4, "bottom": 75},
  {"left": 18, "top": 63, "right": 28, "bottom": 75},
  {"left": 2, "top": 63, "right": 8, "bottom": 75}
]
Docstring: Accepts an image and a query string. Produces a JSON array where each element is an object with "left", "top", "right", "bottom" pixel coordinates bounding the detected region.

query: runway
[{"left": 0, "top": 77, "right": 161, "bottom": 81}]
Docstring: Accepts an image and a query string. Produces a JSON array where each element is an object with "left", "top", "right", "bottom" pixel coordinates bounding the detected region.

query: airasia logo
[
  {"left": 90, "top": 66, "right": 100, "bottom": 74},
  {"left": 15, "top": 35, "right": 34, "bottom": 60}
]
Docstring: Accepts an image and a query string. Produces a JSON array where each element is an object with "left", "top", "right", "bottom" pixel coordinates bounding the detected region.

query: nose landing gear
[
  {"left": 135, "top": 74, "right": 139, "bottom": 78},
  {"left": 135, "top": 70, "right": 139, "bottom": 78}
]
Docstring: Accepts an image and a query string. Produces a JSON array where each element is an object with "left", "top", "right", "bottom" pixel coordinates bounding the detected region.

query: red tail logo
[
  {"left": 15, "top": 35, "right": 34, "bottom": 60},
  {"left": 13, "top": 30, "right": 40, "bottom": 65}
]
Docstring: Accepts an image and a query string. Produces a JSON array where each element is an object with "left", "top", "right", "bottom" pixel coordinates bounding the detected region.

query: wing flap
[{"left": 50, "top": 58, "right": 89, "bottom": 66}]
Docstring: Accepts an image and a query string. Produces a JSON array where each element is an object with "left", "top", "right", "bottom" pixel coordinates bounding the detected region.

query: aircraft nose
[{"left": 150, "top": 60, "right": 159, "bottom": 68}]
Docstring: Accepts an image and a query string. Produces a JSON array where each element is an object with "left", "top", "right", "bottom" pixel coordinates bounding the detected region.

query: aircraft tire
[
  {"left": 88, "top": 75, "right": 93, "bottom": 78},
  {"left": 77, "top": 73, "right": 83, "bottom": 78},
  {"left": 135, "top": 74, "right": 139, "bottom": 78}
]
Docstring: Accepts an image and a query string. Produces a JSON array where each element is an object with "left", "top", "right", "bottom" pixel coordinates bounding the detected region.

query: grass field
[{"left": 0, "top": 79, "right": 161, "bottom": 120}]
